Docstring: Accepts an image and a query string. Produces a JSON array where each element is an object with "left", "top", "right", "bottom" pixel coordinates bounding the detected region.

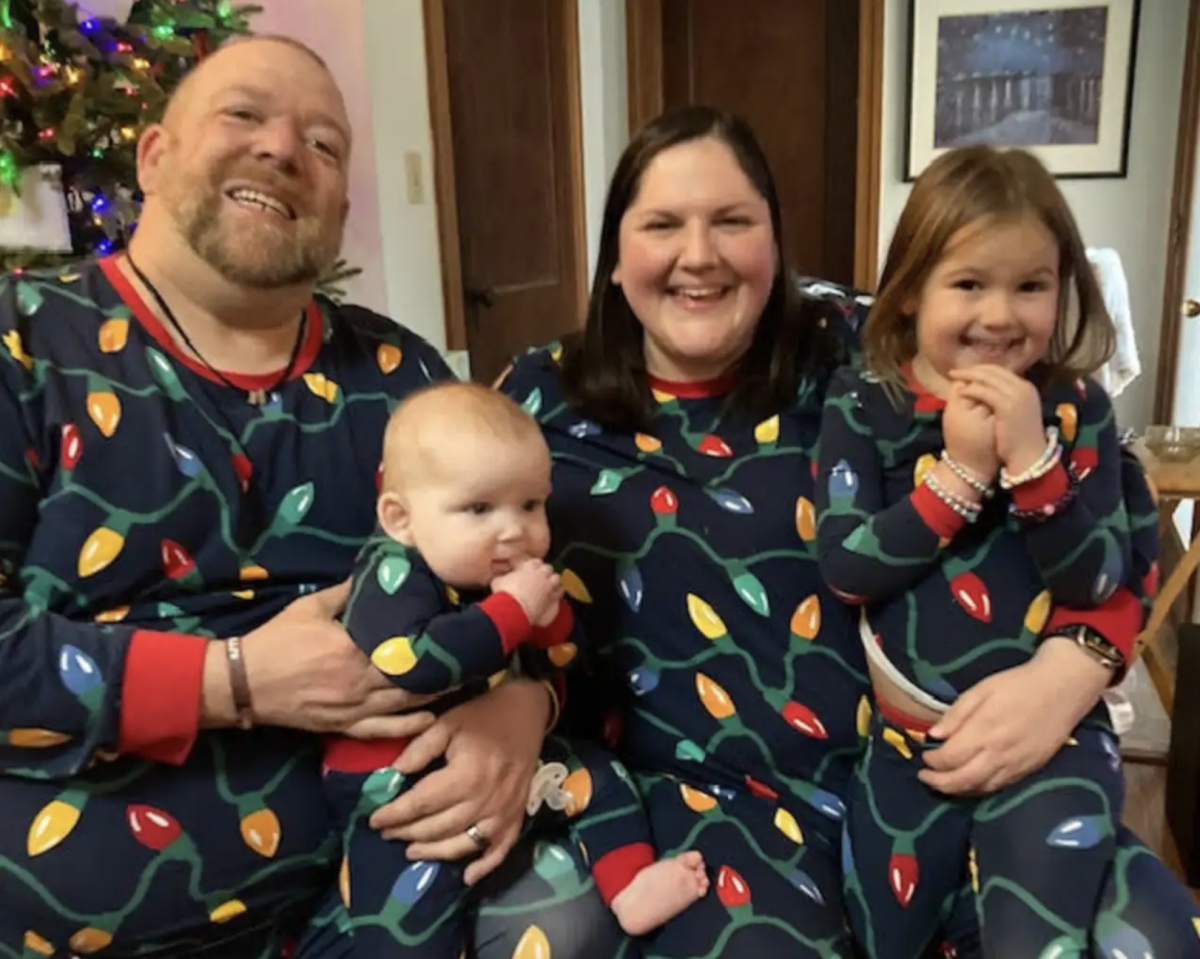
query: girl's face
[{"left": 909, "top": 216, "right": 1060, "bottom": 396}]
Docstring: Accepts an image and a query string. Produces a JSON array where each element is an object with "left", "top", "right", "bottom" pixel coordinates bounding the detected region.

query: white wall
[
  {"left": 577, "top": 0, "right": 628, "bottom": 279},
  {"left": 877, "top": 3, "right": 1190, "bottom": 430},
  {"left": 255, "top": 0, "right": 629, "bottom": 354}
]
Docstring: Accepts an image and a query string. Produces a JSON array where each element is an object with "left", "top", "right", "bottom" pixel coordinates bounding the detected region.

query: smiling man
[{"left": 0, "top": 36, "right": 560, "bottom": 958}]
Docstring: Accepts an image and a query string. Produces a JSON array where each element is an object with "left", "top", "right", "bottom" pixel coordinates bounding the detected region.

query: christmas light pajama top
[
  {"left": 0, "top": 257, "right": 455, "bottom": 957},
  {"left": 815, "top": 366, "right": 1146, "bottom": 959},
  {"left": 323, "top": 537, "right": 660, "bottom": 957},
  {"left": 497, "top": 343, "right": 870, "bottom": 959}
]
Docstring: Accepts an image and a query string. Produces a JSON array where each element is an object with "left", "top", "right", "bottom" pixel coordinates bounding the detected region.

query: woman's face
[{"left": 613, "top": 136, "right": 778, "bottom": 382}]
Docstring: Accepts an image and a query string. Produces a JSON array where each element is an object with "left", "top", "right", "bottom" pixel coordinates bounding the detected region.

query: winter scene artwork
[{"left": 906, "top": 0, "right": 1140, "bottom": 180}]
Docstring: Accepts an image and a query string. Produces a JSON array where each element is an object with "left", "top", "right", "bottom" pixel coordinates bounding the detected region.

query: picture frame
[{"left": 904, "top": 0, "right": 1142, "bottom": 180}]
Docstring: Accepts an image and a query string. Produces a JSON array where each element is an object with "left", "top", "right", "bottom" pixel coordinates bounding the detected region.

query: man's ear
[
  {"left": 377, "top": 491, "right": 414, "bottom": 545},
  {"left": 137, "top": 124, "right": 171, "bottom": 195}
]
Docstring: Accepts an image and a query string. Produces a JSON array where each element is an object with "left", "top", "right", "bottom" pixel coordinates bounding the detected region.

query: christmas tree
[{"left": 0, "top": 0, "right": 258, "bottom": 272}]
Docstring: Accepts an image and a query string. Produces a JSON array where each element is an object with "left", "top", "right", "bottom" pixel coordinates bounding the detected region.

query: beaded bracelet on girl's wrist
[
  {"left": 924, "top": 470, "right": 982, "bottom": 523},
  {"left": 1008, "top": 464, "right": 1080, "bottom": 524},
  {"left": 939, "top": 451, "right": 994, "bottom": 499},
  {"left": 999, "top": 427, "right": 1062, "bottom": 490}
]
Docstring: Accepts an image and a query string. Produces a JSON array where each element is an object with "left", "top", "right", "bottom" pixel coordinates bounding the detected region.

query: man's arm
[{"left": 0, "top": 282, "right": 215, "bottom": 779}]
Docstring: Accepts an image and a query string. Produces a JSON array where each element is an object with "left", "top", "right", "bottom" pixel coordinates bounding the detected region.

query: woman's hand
[
  {"left": 368, "top": 678, "right": 551, "bottom": 885},
  {"left": 949, "top": 365, "right": 1046, "bottom": 474},
  {"left": 918, "top": 637, "right": 1110, "bottom": 795}
]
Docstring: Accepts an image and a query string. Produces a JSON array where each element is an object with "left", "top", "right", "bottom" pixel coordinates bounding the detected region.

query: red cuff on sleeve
[
  {"left": 1011, "top": 462, "right": 1070, "bottom": 510},
  {"left": 322, "top": 734, "right": 409, "bottom": 773},
  {"left": 118, "top": 630, "right": 208, "bottom": 765},
  {"left": 479, "top": 592, "right": 532, "bottom": 653},
  {"left": 592, "top": 842, "right": 657, "bottom": 906},
  {"left": 910, "top": 484, "right": 969, "bottom": 539},
  {"left": 529, "top": 599, "right": 574, "bottom": 649},
  {"left": 1045, "top": 587, "right": 1142, "bottom": 662}
]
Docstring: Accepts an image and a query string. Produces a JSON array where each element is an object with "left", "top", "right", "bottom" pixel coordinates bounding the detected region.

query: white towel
[{"left": 1087, "top": 247, "right": 1140, "bottom": 398}]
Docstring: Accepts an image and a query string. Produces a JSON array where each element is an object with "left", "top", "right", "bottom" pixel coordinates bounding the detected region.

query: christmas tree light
[
  {"left": 948, "top": 571, "right": 991, "bottom": 623},
  {"left": 913, "top": 452, "right": 936, "bottom": 487},
  {"left": 239, "top": 805, "right": 280, "bottom": 858},
  {"left": 1045, "top": 815, "right": 1105, "bottom": 849},
  {"left": 275, "top": 482, "right": 315, "bottom": 526},
  {"left": 532, "top": 841, "right": 574, "bottom": 883},
  {"left": 560, "top": 569, "right": 591, "bottom": 603},
  {"left": 695, "top": 672, "right": 735, "bottom": 719},
  {"left": 627, "top": 667, "right": 658, "bottom": 695},
  {"left": 376, "top": 342, "right": 401, "bottom": 374},
  {"left": 85, "top": 387, "right": 120, "bottom": 436},
  {"left": 754, "top": 415, "right": 779, "bottom": 446},
  {"left": 60, "top": 421, "right": 81, "bottom": 468},
  {"left": 6, "top": 727, "right": 70, "bottom": 747},
  {"left": 687, "top": 593, "right": 727, "bottom": 640},
  {"left": 371, "top": 636, "right": 416, "bottom": 676},
  {"left": 856, "top": 696, "right": 871, "bottom": 737},
  {"left": 744, "top": 776, "right": 777, "bottom": 801},
  {"left": 1024, "top": 590, "right": 1051, "bottom": 633},
  {"left": 97, "top": 317, "right": 128, "bottom": 352},
  {"left": 649, "top": 486, "right": 678, "bottom": 522},
  {"left": 302, "top": 372, "right": 338, "bottom": 402},
  {"left": 790, "top": 595, "right": 821, "bottom": 640},
  {"left": 679, "top": 783, "right": 717, "bottom": 813},
  {"left": 376, "top": 554, "right": 411, "bottom": 594},
  {"left": 675, "top": 739, "right": 705, "bottom": 762},
  {"left": 561, "top": 768, "right": 592, "bottom": 816},
  {"left": 617, "top": 561, "right": 643, "bottom": 611},
  {"left": 163, "top": 434, "right": 201, "bottom": 476},
  {"left": 77, "top": 522, "right": 126, "bottom": 576},
  {"left": 127, "top": 803, "right": 182, "bottom": 852},
  {"left": 787, "top": 869, "right": 823, "bottom": 904},
  {"left": 715, "top": 865, "right": 750, "bottom": 907},
  {"left": 148, "top": 350, "right": 187, "bottom": 400},
  {"left": 795, "top": 496, "right": 816, "bottom": 541},
  {"left": 730, "top": 564, "right": 769, "bottom": 616},
  {"left": 547, "top": 642, "right": 575, "bottom": 666},
  {"left": 773, "top": 807, "right": 803, "bottom": 844},
  {"left": 888, "top": 849, "right": 919, "bottom": 906},
  {"left": 568, "top": 419, "right": 600, "bottom": 438},
  {"left": 780, "top": 701, "right": 827, "bottom": 739},
  {"left": 339, "top": 856, "right": 350, "bottom": 907},
  {"left": 68, "top": 927, "right": 112, "bottom": 952},
  {"left": 827, "top": 460, "right": 858, "bottom": 508},
  {"left": 160, "top": 537, "right": 198, "bottom": 585},
  {"left": 882, "top": 727, "right": 912, "bottom": 760},
  {"left": 1056, "top": 402, "right": 1078, "bottom": 442},
  {"left": 590, "top": 468, "right": 628, "bottom": 495},
  {"left": 709, "top": 487, "right": 753, "bottom": 514},
  {"left": 512, "top": 925, "right": 551, "bottom": 959},
  {"left": 23, "top": 930, "right": 53, "bottom": 956},
  {"left": 635, "top": 432, "right": 661, "bottom": 453},
  {"left": 208, "top": 899, "right": 246, "bottom": 924},
  {"left": 390, "top": 861, "right": 439, "bottom": 907},
  {"left": 521, "top": 389, "right": 542, "bottom": 417},
  {"left": 27, "top": 790, "right": 86, "bottom": 855},
  {"left": 697, "top": 434, "right": 732, "bottom": 457},
  {"left": 361, "top": 767, "right": 405, "bottom": 808}
]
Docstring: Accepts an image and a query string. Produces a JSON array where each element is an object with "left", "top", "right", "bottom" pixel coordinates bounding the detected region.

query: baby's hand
[{"left": 492, "top": 560, "right": 562, "bottom": 626}]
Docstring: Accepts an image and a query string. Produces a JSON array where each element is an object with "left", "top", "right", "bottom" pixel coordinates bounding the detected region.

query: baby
[{"left": 322, "top": 380, "right": 707, "bottom": 957}]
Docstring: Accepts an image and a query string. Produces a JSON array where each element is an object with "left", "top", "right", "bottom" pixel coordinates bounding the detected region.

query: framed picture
[{"left": 904, "top": 0, "right": 1141, "bottom": 180}]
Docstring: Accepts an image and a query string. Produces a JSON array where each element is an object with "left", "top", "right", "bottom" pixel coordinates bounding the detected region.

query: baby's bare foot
[{"left": 610, "top": 851, "right": 709, "bottom": 937}]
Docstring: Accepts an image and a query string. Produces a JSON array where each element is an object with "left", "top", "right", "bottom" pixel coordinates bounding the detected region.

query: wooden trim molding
[
  {"left": 1153, "top": 0, "right": 1200, "bottom": 425},
  {"left": 854, "top": 0, "right": 885, "bottom": 290},
  {"left": 625, "top": 0, "right": 663, "bottom": 136},
  {"left": 560, "top": 0, "right": 590, "bottom": 319},
  {"left": 422, "top": 0, "right": 467, "bottom": 351}
]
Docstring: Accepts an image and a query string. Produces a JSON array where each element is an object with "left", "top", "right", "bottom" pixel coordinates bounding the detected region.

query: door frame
[
  {"left": 423, "top": 0, "right": 589, "bottom": 354},
  {"left": 625, "top": 0, "right": 887, "bottom": 291},
  {"left": 1152, "top": 0, "right": 1200, "bottom": 425}
]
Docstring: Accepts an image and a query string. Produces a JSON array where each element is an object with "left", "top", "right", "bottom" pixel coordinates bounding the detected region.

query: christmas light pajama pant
[
  {"left": 324, "top": 735, "right": 654, "bottom": 958},
  {"left": 844, "top": 708, "right": 1124, "bottom": 959}
]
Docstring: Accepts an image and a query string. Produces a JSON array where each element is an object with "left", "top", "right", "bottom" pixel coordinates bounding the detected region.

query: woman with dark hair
[{"left": 375, "top": 106, "right": 1200, "bottom": 958}]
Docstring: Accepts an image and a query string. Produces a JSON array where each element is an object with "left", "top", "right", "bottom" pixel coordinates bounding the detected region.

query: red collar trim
[
  {"left": 903, "top": 362, "right": 946, "bottom": 413},
  {"left": 99, "top": 255, "right": 325, "bottom": 391},
  {"left": 646, "top": 370, "right": 738, "bottom": 399}
]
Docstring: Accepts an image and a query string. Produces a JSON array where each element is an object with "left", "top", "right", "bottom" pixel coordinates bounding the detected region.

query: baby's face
[{"left": 395, "top": 436, "right": 552, "bottom": 589}]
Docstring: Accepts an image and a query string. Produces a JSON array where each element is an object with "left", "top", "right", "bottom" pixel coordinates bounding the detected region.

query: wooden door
[
  {"left": 425, "top": 0, "right": 588, "bottom": 384},
  {"left": 628, "top": 0, "right": 879, "bottom": 289}
]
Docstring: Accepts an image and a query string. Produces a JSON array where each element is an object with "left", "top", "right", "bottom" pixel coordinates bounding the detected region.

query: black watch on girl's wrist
[{"left": 1044, "top": 624, "right": 1124, "bottom": 671}]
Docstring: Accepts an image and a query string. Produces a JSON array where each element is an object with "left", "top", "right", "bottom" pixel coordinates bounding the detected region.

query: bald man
[{"left": 0, "top": 37, "right": 566, "bottom": 958}]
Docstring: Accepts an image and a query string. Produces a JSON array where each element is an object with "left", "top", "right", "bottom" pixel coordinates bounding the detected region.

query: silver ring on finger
[{"left": 465, "top": 823, "right": 489, "bottom": 850}]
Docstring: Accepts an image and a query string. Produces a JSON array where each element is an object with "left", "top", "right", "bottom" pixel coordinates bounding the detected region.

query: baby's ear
[{"left": 377, "top": 492, "right": 413, "bottom": 545}]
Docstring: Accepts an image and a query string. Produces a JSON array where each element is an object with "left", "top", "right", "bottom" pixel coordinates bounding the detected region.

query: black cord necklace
[{"left": 124, "top": 253, "right": 308, "bottom": 405}]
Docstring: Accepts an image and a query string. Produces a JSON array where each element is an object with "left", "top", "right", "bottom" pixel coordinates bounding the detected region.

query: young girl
[{"left": 815, "top": 146, "right": 1149, "bottom": 959}]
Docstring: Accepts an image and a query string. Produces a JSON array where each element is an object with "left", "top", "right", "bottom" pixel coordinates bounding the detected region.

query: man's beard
[{"left": 164, "top": 160, "right": 343, "bottom": 290}]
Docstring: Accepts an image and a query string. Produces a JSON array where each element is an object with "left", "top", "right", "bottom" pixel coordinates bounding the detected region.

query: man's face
[{"left": 140, "top": 40, "right": 352, "bottom": 289}]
